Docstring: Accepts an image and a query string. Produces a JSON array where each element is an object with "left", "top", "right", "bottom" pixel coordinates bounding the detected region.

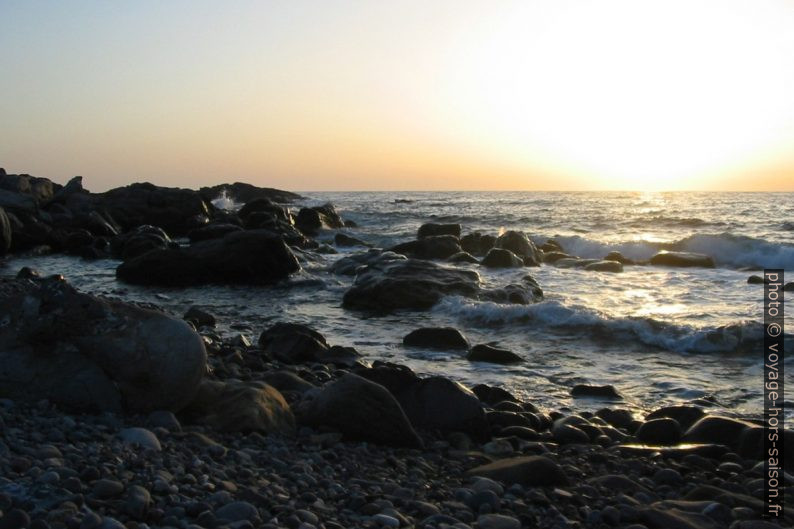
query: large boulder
[
  {"left": 358, "top": 364, "right": 490, "bottom": 440},
  {"left": 461, "top": 232, "right": 496, "bottom": 256},
  {"left": 0, "top": 276, "right": 206, "bottom": 413},
  {"left": 390, "top": 235, "right": 462, "bottom": 260},
  {"left": 181, "top": 379, "right": 295, "bottom": 435},
  {"left": 93, "top": 183, "right": 210, "bottom": 235},
  {"left": 295, "top": 204, "right": 344, "bottom": 235},
  {"left": 403, "top": 327, "right": 470, "bottom": 350},
  {"left": 417, "top": 223, "right": 461, "bottom": 238},
  {"left": 343, "top": 259, "right": 480, "bottom": 311},
  {"left": 258, "top": 322, "right": 329, "bottom": 364},
  {"left": 297, "top": 373, "right": 423, "bottom": 447},
  {"left": 481, "top": 248, "right": 524, "bottom": 268},
  {"left": 481, "top": 276, "right": 544, "bottom": 304},
  {"left": 199, "top": 182, "right": 302, "bottom": 205},
  {"left": 649, "top": 251, "right": 715, "bottom": 268},
  {"left": 494, "top": 231, "right": 542, "bottom": 266},
  {"left": 116, "top": 230, "right": 300, "bottom": 286},
  {"left": 682, "top": 416, "right": 758, "bottom": 449},
  {"left": 330, "top": 250, "right": 407, "bottom": 276},
  {"left": 467, "top": 344, "right": 523, "bottom": 364}
]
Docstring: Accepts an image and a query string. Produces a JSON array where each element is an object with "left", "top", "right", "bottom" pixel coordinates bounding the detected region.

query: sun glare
[{"left": 443, "top": 0, "right": 794, "bottom": 190}]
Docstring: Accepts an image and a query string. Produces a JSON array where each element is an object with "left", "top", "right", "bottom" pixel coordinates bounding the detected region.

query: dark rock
[
  {"left": 403, "top": 327, "right": 470, "bottom": 350},
  {"left": 417, "top": 223, "right": 461, "bottom": 238},
  {"left": 261, "top": 371, "right": 316, "bottom": 394},
  {"left": 461, "top": 232, "right": 496, "bottom": 256},
  {"left": 0, "top": 207, "right": 12, "bottom": 255},
  {"left": 295, "top": 203, "right": 344, "bottom": 235},
  {"left": 112, "top": 224, "right": 172, "bottom": 260},
  {"left": 124, "top": 485, "right": 151, "bottom": 520},
  {"left": 93, "top": 182, "right": 210, "bottom": 235},
  {"left": 472, "top": 384, "right": 519, "bottom": 405},
  {"left": 540, "top": 239, "right": 563, "bottom": 252},
  {"left": 466, "top": 455, "right": 568, "bottom": 486},
  {"left": 146, "top": 410, "right": 182, "bottom": 432},
  {"left": 342, "top": 259, "right": 480, "bottom": 311},
  {"left": 784, "top": 281, "right": 794, "bottom": 292},
  {"left": 258, "top": 322, "right": 329, "bottom": 364},
  {"left": 604, "top": 251, "right": 635, "bottom": 264},
  {"left": 747, "top": 275, "right": 767, "bottom": 284},
  {"left": 552, "top": 421, "right": 591, "bottom": 444},
  {"left": 494, "top": 231, "right": 542, "bottom": 266},
  {"left": 542, "top": 251, "right": 572, "bottom": 263},
  {"left": 467, "top": 344, "right": 522, "bottom": 364},
  {"left": 596, "top": 408, "right": 636, "bottom": 429},
  {"left": 359, "top": 367, "right": 489, "bottom": 440},
  {"left": 584, "top": 260, "right": 623, "bottom": 272},
  {"left": 334, "top": 233, "right": 369, "bottom": 247},
  {"left": 296, "top": 373, "right": 423, "bottom": 447},
  {"left": 635, "top": 418, "right": 682, "bottom": 445},
  {"left": 448, "top": 251, "right": 479, "bottom": 264},
  {"left": 649, "top": 251, "right": 715, "bottom": 268},
  {"left": 188, "top": 223, "right": 243, "bottom": 242},
  {"left": 214, "top": 501, "right": 260, "bottom": 523},
  {"left": 117, "top": 230, "right": 300, "bottom": 286},
  {"left": 571, "top": 384, "right": 623, "bottom": 400},
  {"left": 390, "top": 235, "right": 462, "bottom": 260},
  {"left": 199, "top": 182, "right": 301, "bottom": 205},
  {"left": 331, "top": 249, "right": 406, "bottom": 275},
  {"left": 0, "top": 276, "right": 206, "bottom": 413},
  {"left": 481, "top": 248, "right": 524, "bottom": 268},
  {"left": 184, "top": 307, "right": 216, "bottom": 327},
  {"left": 481, "top": 275, "right": 543, "bottom": 304},
  {"left": 682, "top": 416, "right": 757, "bottom": 449},
  {"left": 181, "top": 379, "right": 295, "bottom": 434},
  {"left": 646, "top": 406, "right": 705, "bottom": 431}
]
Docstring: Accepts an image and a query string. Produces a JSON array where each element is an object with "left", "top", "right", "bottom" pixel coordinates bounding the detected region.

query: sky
[{"left": 1, "top": 0, "right": 793, "bottom": 192}]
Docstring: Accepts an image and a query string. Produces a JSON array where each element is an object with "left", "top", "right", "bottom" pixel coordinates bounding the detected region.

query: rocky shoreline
[{"left": 0, "top": 169, "right": 791, "bottom": 529}]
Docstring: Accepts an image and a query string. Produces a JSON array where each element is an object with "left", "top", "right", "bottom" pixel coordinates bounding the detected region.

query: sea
[{"left": 5, "top": 191, "right": 794, "bottom": 421}]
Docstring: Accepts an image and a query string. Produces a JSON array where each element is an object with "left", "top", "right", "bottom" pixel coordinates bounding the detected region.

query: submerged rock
[
  {"left": 0, "top": 276, "right": 206, "bottom": 413},
  {"left": 342, "top": 259, "right": 480, "bottom": 311},
  {"left": 571, "top": 384, "right": 623, "bottom": 400},
  {"left": 583, "top": 260, "right": 623, "bottom": 272},
  {"left": 331, "top": 249, "right": 407, "bottom": 275},
  {"left": 116, "top": 229, "right": 300, "bottom": 286},
  {"left": 467, "top": 344, "right": 523, "bottom": 364},
  {"left": 649, "top": 251, "right": 715, "bottom": 268},
  {"left": 334, "top": 232, "right": 369, "bottom": 247},
  {"left": 403, "top": 327, "right": 470, "bottom": 350}
]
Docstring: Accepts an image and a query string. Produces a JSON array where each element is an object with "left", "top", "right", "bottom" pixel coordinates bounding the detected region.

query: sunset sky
[{"left": 1, "top": 1, "right": 793, "bottom": 191}]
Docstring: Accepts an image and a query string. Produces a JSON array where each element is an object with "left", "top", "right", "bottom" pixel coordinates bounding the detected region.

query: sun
[{"left": 441, "top": 0, "right": 794, "bottom": 190}]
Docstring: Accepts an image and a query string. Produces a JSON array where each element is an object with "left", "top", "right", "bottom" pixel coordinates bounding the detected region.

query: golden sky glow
[{"left": 1, "top": 1, "right": 793, "bottom": 191}]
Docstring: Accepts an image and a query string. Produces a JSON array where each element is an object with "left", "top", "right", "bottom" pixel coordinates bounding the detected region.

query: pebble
[
  {"left": 92, "top": 479, "right": 124, "bottom": 499},
  {"left": 477, "top": 514, "right": 521, "bottom": 529},
  {"left": 371, "top": 514, "right": 400, "bottom": 527},
  {"left": 117, "top": 427, "right": 162, "bottom": 451}
]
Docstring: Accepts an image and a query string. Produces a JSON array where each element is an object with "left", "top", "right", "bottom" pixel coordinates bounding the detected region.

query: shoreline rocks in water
[{"left": 649, "top": 251, "right": 715, "bottom": 268}]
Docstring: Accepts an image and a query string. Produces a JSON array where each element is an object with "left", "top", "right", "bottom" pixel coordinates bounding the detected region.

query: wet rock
[
  {"left": 94, "top": 182, "right": 210, "bottom": 235},
  {"left": 596, "top": 408, "right": 635, "bottom": 429},
  {"left": 113, "top": 225, "right": 172, "bottom": 260},
  {"left": 418, "top": 223, "right": 461, "bottom": 238},
  {"left": 584, "top": 260, "right": 623, "bottom": 272},
  {"left": 467, "top": 455, "right": 568, "bottom": 486},
  {"left": 146, "top": 410, "right": 182, "bottom": 432},
  {"left": 188, "top": 222, "right": 243, "bottom": 242},
  {"left": 494, "top": 231, "right": 542, "bottom": 266},
  {"left": 261, "top": 371, "right": 316, "bottom": 394},
  {"left": 649, "top": 251, "right": 715, "bottom": 268},
  {"left": 571, "top": 384, "right": 623, "bottom": 400},
  {"left": 448, "top": 251, "right": 479, "bottom": 264},
  {"left": 118, "top": 427, "right": 162, "bottom": 451},
  {"left": 117, "top": 229, "right": 300, "bottom": 286},
  {"left": 403, "top": 327, "right": 470, "bottom": 350},
  {"left": 467, "top": 344, "right": 522, "bottom": 364},
  {"left": 184, "top": 306, "right": 216, "bottom": 327},
  {"left": 682, "top": 416, "right": 757, "bottom": 449},
  {"left": 343, "top": 259, "right": 480, "bottom": 311},
  {"left": 124, "top": 485, "right": 151, "bottom": 520},
  {"left": 481, "top": 275, "right": 543, "bottom": 304},
  {"left": 477, "top": 514, "right": 521, "bottom": 529},
  {"left": 391, "top": 235, "right": 462, "bottom": 260},
  {"left": 543, "top": 251, "right": 572, "bottom": 263},
  {"left": 181, "top": 379, "right": 295, "bottom": 435},
  {"left": 784, "top": 282, "right": 794, "bottom": 292},
  {"left": 646, "top": 406, "right": 705, "bottom": 431},
  {"left": 258, "top": 322, "right": 329, "bottom": 364},
  {"left": 297, "top": 373, "right": 423, "bottom": 447},
  {"left": 214, "top": 501, "right": 260, "bottom": 523},
  {"left": 481, "top": 248, "right": 524, "bottom": 268},
  {"left": 635, "top": 418, "right": 682, "bottom": 446},
  {"left": 747, "top": 275, "right": 767, "bottom": 284},
  {"left": 199, "top": 182, "right": 301, "bottom": 205},
  {"left": 334, "top": 232, "right": 369, "bottom": 247},
  {"left": 552, "top": 422, "right": 591, "bottom": 444},
  {"left": 93, "top": 479, "right": 125, "bottom": 499},
  {"left": 604, "top": 251, "right": 635, "bottom": 264},
  {"left": 472, "top": 384, "right": 519, "bottom": 405},
  {"left": 295, "top": 204, "right": 344, "bottom": 235},
  {"left": 0, "top": 276, "right": 206, "bottom": 413},
  {"left": 331, "top": 249, "right": 407, "bottom": 275},
  {"left": 461, "top": 232, "right": 496, "bottom": 256}
]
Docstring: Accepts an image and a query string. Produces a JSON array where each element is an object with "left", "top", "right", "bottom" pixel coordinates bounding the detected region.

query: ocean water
[{"left": 5, "top": 191, "right": 793, "bottom": 420}]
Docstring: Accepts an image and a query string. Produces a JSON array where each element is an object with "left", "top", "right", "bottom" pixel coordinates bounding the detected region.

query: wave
[
  {"left": 541, "top": 233, "right": 794, "bottom": 270},
  {"left": 434, "top": 297, "right": 792, "bottom": 355}
]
